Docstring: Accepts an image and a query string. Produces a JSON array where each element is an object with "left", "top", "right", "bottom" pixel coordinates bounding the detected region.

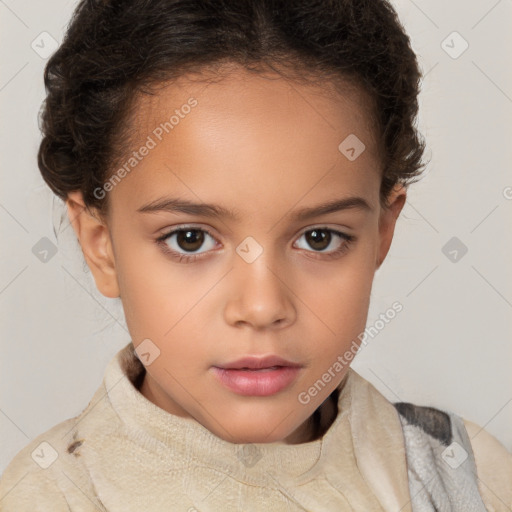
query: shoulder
[
  {"left": 0, "top": 386, "right": 113, "bottom": 511},
  {"left": 0, "top": 418, "right": 91, "bottom": 510},
  {"left": 462, "top": 417, "right": 512, "bottom": 510}
]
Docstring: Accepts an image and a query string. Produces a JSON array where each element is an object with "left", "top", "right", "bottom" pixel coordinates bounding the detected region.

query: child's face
[{"left": 69, "top": 66, "right": 405, "bottom": 444}]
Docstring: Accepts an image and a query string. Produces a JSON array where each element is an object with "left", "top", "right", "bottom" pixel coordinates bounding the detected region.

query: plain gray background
[{"left": 1, "top": 0, "right": 511, "bottom": 474}]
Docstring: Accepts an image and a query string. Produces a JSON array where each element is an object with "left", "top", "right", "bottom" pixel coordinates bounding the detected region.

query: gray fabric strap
[{"left": 394, "top": 403, "right": 487, "bottom": 512}]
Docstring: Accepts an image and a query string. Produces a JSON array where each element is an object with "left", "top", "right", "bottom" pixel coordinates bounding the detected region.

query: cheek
[
  {"left": 302, "top": 245, "right": 375, "bottom": 320},
  {"left": 113, "top": 239, "right": 179, "bottom": 338},
  {"left": 297, "top": 248, "right": 376, "bottom": 361},
  {"left": 115, "top": 245, "right": 216, "bottom": 365}
]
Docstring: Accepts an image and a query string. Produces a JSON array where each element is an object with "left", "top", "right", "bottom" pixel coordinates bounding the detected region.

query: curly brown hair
[{"left": 38, "top": 0, "right": 427, "bottom": 219}]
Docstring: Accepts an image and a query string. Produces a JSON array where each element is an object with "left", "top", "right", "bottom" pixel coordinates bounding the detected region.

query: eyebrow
[{"left": 137, "top": 196, "right": 372, "bottom": 220}]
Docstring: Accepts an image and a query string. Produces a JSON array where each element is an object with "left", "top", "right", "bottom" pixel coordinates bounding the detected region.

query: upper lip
[{"left": 215, "top": 355, "right": 302, "bottom": 370}]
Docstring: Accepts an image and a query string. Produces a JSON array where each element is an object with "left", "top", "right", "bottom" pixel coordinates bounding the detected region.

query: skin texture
[{"left": 66, "top": 65, "right": 406, "bottom": 444}]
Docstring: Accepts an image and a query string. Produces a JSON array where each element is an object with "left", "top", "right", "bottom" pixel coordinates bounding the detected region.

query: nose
[{"left": 224, "top": 249, "right": 297, "bottom": 330}]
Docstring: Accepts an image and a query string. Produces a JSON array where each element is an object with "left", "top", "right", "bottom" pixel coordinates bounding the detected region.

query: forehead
[
  {"left": 111, "top": 65, "right": 382, "bottom": 216},
  {"left": 134, "top": 64, "right": 379, "bottom": 151}
]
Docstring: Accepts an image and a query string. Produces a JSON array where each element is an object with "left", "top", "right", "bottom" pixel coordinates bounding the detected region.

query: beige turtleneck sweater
[{"left": 1, "top": 342, "right": 511, "bottom": 511}]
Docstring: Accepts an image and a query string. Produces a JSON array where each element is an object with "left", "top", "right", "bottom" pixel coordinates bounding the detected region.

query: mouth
[{"left": 211, "top": 355, "right": 302, "bottom": 396}]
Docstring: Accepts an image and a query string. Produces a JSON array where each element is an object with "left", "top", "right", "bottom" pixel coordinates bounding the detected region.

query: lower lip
[{"left": 211, "top": 366, "right": 301, "bottom": 396}]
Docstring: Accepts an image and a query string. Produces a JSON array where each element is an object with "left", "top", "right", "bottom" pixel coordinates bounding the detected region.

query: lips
[{"left": 211, "top": 355, "right": 302, "bottom": 396}]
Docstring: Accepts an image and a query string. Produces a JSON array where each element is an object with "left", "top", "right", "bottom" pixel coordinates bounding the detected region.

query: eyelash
[{"left": 155, "top": 225, "right": 356, "bottom": 264}]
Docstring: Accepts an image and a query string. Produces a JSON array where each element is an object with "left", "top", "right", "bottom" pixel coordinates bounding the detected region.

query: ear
[
  {"left": 376, "top": 184, "right": 407, "bottom": 270},
  {"left": 66, "top": 191, "right": 120, "bottom": 298}
]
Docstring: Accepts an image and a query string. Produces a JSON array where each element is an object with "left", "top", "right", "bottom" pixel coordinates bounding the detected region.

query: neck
[{"left": 284, "top": 386, "right": 341, "bottom": 444}]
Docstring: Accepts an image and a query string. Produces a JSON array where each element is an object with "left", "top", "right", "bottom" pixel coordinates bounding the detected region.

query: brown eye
[
  {"left": 294, "top": 227, "right": 354, "bottom": 258},
  {"left": 176, "top": 229, "right": 205, "bottom": 252},
  {"left": 157, "top": 227, "right": 218, "bottom": 258},
  {"left": 304, "top": 229, "right": 331, "bottom": 251}
]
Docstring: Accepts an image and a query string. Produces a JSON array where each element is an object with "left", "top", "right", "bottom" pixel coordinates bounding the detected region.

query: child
[{"left": 1, "top": 0, "right": 511, "bottom": 510}]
